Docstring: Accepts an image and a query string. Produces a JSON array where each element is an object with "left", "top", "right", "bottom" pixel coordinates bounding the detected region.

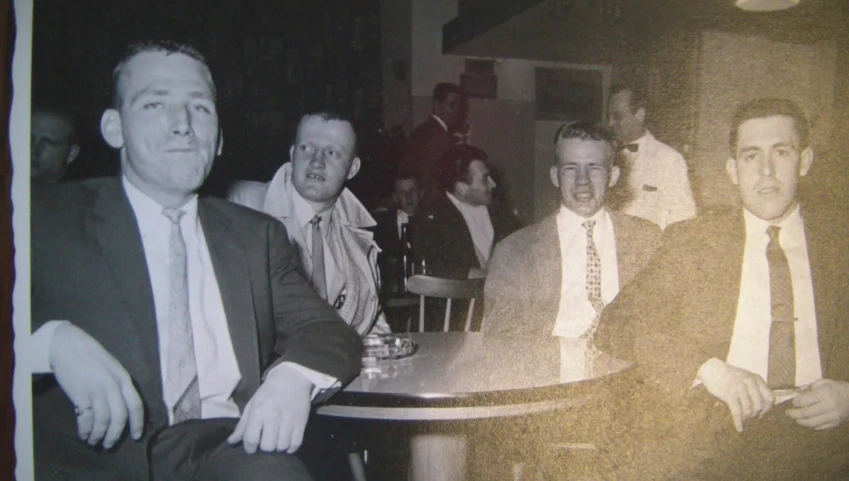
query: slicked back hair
[
  {"left": 432, "top": 82, "right": 463, "bottom": 103},
  {"left": 552, "top": 121, "right": 616, "bottom": 167},
  {"left": 730, "top": 97, "right": 810, "bottom": 152},
  {"left": 394, "top": 169, "right": 421, "bottom": 188},
  {"left": 609, "top": 84, "right": 646, "bottom": 114},
  {"left": 111, "top": 40, "right": 215, "bottom": 109},
  {"left": 435, "top": 144, "right": 489, "bottom": 193}
]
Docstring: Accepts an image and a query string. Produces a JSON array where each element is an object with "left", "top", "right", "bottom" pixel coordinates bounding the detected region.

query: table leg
[{"left": 408, "top": 433, "right": 467, "bottom": 481}]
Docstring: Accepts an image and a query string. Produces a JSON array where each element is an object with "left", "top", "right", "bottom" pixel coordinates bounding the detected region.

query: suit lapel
[
  {"left": 198, "top": 201, "right": 261, "bottom": 392},
  {"left": 90, "top": 180, "right": 162, "bottom": 400},
  {"left": 535, "top": 216, "right": 562, "bottom": 335},
  {"left": 444, "top": 198, "right": 478, "bottom": 268},
  {"left": 610, "top": 212, "right": 634, "bottom": 288},
  {"left": 802, "top": 207, "right": 842, "bottom": 375}
]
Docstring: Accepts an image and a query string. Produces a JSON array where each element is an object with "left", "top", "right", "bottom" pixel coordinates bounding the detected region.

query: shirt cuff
[
  {"left": 268, "top": 362, "right": 340, "bottom": 401},
  {"left": 30, "top": 320, "right": 69, "bottom": 374}
]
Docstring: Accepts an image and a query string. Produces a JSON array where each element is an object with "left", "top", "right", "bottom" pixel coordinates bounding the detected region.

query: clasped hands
[
  {"left": 49, "top": 323, "right": 312, "bottom": 453},
  {"left": 697, "top": 358, "right": 849, "bottom": 432}
]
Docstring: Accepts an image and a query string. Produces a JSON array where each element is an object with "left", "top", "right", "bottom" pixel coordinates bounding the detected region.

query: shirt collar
[
  {"left": 262, "top": 162, "right": 376, "bottom": 229},
  {"left": 743, "top": 203, "right": 804, "bottom": 249},
  {"left": 556, "top": 204, "right": 608, "bottom": 232},
  {"left": 122, "top": 175, "right": 199, "bottom": 237},
  {"left": 431, "top": 114, "right": 448, "bottom": 132},
  {"left": 446, "top": 191, "right": 488, "bottom": 216},
  {"left": 292, "top": 187, "right": 330, "bottom": 233}
]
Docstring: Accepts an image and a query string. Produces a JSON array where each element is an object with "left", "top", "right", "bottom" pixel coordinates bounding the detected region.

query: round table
[{"left": 317, "top": 332, "right": 633, "bottom": 481}]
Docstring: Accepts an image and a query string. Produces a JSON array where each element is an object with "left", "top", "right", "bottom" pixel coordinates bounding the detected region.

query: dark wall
[{"left": 32, "top": 0, "right": 383, "bottom": 200}]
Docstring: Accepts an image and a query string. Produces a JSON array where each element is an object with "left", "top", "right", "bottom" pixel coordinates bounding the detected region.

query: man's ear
[
  {"left": 725, "top": 157, "right": 739, "bottom": 185},
  {"left": 100, "top": 109, "right": 124, "bottom": 149},
  {"left": 347, "top": 157, "right": 362, "bottom": 180},
  {"left": 608, "top": 165, "right": 621, "bottom": 188},
  {"left": 550, "top": 166, "right": 560, "bottom": 189},
  {"left": 799, "top": 146, "right": 814, "bottom": 177},
  {"left": 635, "top": 107, "right": 646, "bottom": 125},
  {"left": 216, "top": 128, "right": 224, "bottom": 156},
  {"left": 66, "top": 145, "right": 80, "bottom": 165},
  {"left": 289, "top": 145, "right": 295, "bottom": 162},
  {"left": 454, "top": 181, "right": 468, "bottom": 198}
]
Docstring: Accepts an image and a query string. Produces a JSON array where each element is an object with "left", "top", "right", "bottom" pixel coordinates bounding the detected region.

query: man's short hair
[
  {"left": 432, "top": 83, "right": 463, "bottom": 103},
  {"left": 296, "top": 109, "right": 359, "bottom": 157},
  {"left": 111, "top": 40, "right": 214, "bottom": 109},
  {"left": 729, "top": 97, "right": 810, "bottom": 152},
  {"left": 394, "top": 169, "right": 421, "bottom": 187},
  {"left": 32, "top": 106, "right": 79, "bottom": 144},
  {"left": 552, "top": 121, "right": 616, "bottom": 165},
  {"left": 435, "top": 145, "right": 488, "bottom": 193},
  {"left": 609, "top": 84, "right": 646, "bottom": 114}
]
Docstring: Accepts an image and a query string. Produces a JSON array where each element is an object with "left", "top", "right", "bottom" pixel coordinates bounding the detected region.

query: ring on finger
[{"left": 74, "top": 405, "right": 93, "bottom": 417}]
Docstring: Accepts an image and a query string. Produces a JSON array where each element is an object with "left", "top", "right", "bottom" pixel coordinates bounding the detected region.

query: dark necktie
[
  {"left": 310, "top": 215, "right": 328, "bottom": 300},
  {"left": 582, "top": 220, "right": 604, "bottom": 339},
  {"left": 766, "top": 225, "right": 796, "bottom": 389},
  {"left": 162, "top": 208, "right": 201, "bottom": 423},
  {"left": 621, "top": 143, "right": 639, "bottom": 153}
]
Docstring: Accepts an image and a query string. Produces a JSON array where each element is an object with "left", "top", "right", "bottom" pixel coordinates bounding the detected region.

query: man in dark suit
[
  {"left": 30, "top": 41, "right": 362, "bottom": 481},
  {"left": 483, "top": 121, "right": 660, "bottom": 338},
  {"left": 372, "top": 171, "right": 423, "bottom": 258},
  {"left": 594, "top": 98, "right": 849, "bottom": 480},
  {"left": 371, "top": 171, "right": 423, "bottom": 300},
  {"left": 400, "top": 82, "right": 464, "bottom": 206},
  {"left": 412, "top": 145, "right": 520, "bottom": 281}
]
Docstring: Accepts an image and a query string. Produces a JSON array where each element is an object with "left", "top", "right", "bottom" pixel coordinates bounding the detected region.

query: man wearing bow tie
[{"left": 607, "top": 84, "right": 697, "bottom": 230}]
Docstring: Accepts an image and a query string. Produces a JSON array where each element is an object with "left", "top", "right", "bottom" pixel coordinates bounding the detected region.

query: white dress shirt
[
  {"left": 726, "top": 206, "right": 822, "bottom": 387},
  {"left": 552, "top": 206, "right": 620, "bottom": 339},
  {"left": 31, "top": 177, "right": 336, "bottom": 423},
  {"left": 292, "top": 189, "right": 344, "bottom": 304},
  {"left": 446, "top": 192, "right": 495, "bottom": 269},
  {"left": 396, "top": 209, "right": 410, "bottom": 240},
  {"left": 619, "top": 131, "right": 696, "bottom": 230},
  {"left": 430, "top": 114, "right": 448, "bottom": 132}
]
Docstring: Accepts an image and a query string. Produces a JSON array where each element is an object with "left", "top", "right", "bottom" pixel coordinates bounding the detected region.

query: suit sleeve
[
  {"left": 482, "top": 241, "right": 526, "bottom": 335},
  {"left": 661, "top": 151, "right": 697, "bottom": 228},
  {"left": 595, "top": 222, "right": 706, "bottom": 393},
  {"left": 265, "top": 219, "right": 363, "bottom": 385}
]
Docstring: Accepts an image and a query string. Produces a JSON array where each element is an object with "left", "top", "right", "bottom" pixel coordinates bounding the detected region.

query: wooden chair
[{"left": 405, "top": 275, "right": 484, "bottom": 332}]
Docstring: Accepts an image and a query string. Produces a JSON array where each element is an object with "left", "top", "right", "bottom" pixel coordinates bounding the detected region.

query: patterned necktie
[
  {"left": 162, "top": 208, "right": 201, "bottom": 423},
  {"left": 310, "top": 215, "right": 328, "bottom": 300},
  {"left": 582, "top": 220, "right": 605, "bottom": 340},
  {"left": 766, "top": 225, "right": 796, "bottom": 388}
]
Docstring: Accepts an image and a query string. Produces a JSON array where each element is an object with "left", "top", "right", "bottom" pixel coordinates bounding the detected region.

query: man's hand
[
  {"left": 227, "top": 364, "right": 313, "bottom": 454},
  {"left": 48, "top": 323, "right": 144, "bottom": 449},
  {"left": 786, "top": 379, "right": 849, "bottom": 430},
  {"left": 697, "top": 358, "right": 775, "bottom": 432}
]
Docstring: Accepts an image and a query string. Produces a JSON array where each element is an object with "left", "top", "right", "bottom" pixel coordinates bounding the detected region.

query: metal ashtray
[{"left": 362, "top": 334, "right": 418, "bottom": 362}]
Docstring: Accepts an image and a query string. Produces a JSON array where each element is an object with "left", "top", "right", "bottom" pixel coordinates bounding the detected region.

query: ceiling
[{"left": 443, "top": 0, "right": 847, "bottom": 62}]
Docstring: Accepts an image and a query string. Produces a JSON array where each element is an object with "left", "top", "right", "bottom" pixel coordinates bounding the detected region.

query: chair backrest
[{"left": 405, "top": 275, "right": 484, "bottom": 332}]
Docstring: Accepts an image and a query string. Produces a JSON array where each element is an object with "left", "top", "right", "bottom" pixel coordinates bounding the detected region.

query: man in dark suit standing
[
  {"left": 400, "top": 83, "right": 464, "bottom": 206},
  {"left": 595, "top": 98, "right": 849, "bottom": 480},
  {"left": 29, "top": 41, "right": 362, "bottom": 481},
  {"left": 483, "top": 122, "right": 660, "bottom": 338},
  {"left": 412, "top": 145, "right": 520, "bottom": 281}
]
